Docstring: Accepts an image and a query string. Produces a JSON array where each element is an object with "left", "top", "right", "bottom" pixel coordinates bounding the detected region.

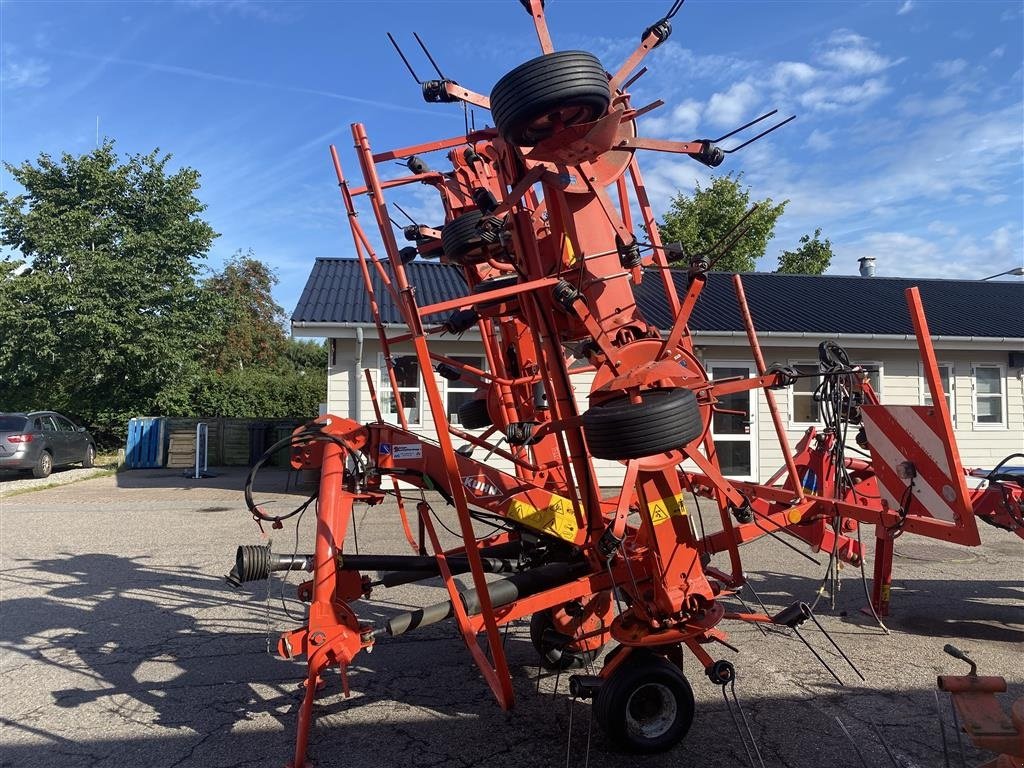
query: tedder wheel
[
  {"left": 595, "top": 653, "right": 695, "bottom": 753},
  {"left": 529, "top": 610, "right": 604, "bottom": 671},
  {"left": 32, "top": 450, "right": 53, "bottom": 479},
  {"left": 441, "top": 210, "right": 502, "bottom": 265},
  {"left": 457, "top": 398, "right": 492, "bottom": 430},
  {"left": 490, "top": 50, "right": 611, "bottom": 146},
  {"left": 581, "top": 388, "right": 702, "bottom": 460}
]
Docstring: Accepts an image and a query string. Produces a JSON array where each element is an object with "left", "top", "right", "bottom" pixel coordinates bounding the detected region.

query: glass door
[{"left": 708, "top": 363, "right": 758, "bottom": 481}]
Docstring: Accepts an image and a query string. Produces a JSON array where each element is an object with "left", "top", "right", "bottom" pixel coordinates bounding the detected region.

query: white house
[{"left": 292, "top": 259, "right": 1024, "bottom": 486}]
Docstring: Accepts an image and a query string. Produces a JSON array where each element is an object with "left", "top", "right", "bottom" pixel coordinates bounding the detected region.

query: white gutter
[
  {"left": 351, "top": 327, "right": 364, "bottom": 422},
  {"left": 294, "top": 320, "right": 1020, "bottom": 348}
]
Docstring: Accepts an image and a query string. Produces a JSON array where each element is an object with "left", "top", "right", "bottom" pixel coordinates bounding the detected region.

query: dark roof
[{"left": 292, "top": 258, "right": 1024, "bottom": 339}]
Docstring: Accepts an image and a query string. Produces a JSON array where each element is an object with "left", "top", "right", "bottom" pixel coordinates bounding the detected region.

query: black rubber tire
[
  {"left": 595, "top": 654, "right": 695, "bottom": 753},
  {"left": 582, "top": 388, "right": 703, "bottom": 460},
  {"left": 490, "top": 50, "right": 611, "bottom": 146},
  {"left": 529, "top": 610, "right": 604, "bottom": 671},
  {"left": 472, "top": 274, "right": 520, "bottom": 318},
  {"left": 442, "top": 210, "right": 501, "bottom": 266},
  {"left": 32, "top": 450, "right": 53, "bottom": 479},
  {"left": 457, "top": 398, "right": 492, "bottom": 430},
  {"left": 82, "top": 444, "right": 96, "bottom": 468}
]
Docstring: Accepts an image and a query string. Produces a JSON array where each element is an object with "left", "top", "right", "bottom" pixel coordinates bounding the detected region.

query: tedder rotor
[{"left": 226, "top": 2, "right": 1022, "bottom": 765}]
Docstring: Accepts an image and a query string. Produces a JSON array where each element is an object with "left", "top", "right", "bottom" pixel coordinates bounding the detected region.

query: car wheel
[
  {"left": 490, "top": 50, "right": 611, "bottom": 146},
  {"left": 32, "top": 451, "right": 53, "bottom": 479},
  {"left": 83, "top": 444, "right": 96, "bottom": 468}
]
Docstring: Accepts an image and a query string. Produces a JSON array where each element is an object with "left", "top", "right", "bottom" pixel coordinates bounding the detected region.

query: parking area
[{"left": 0, "top": 468, "right": 1021, "bottom": 768}]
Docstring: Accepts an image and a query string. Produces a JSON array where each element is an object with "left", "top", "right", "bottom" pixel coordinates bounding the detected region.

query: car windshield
[{"left": 0, "top": 416, "right": 28, "bottom": 431}]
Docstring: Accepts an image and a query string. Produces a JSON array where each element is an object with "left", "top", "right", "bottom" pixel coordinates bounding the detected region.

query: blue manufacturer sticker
[{"left": 379, "top": 443, "right": 391, "bottom": 455}]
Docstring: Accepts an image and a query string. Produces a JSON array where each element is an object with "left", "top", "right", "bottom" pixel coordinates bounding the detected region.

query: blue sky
[{"left": 2, "top": 0, "right": 1022, "bottom": 320}]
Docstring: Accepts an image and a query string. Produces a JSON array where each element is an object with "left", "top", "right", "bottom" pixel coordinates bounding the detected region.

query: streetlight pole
[{"left": 981, "top": 266, "right": 1024, "bottom": 281}]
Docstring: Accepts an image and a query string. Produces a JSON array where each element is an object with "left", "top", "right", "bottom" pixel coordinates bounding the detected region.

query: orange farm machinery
[{"left": 227, "top": 2, "right": 1024, "bottom": 765}]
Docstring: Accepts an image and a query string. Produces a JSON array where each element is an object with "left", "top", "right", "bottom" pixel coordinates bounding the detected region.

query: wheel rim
[
  {"left": 88, "top": 447, "right": 95, "bottom": 463},
  {"left": 524, "top": 104, "right": 595, "bottom": 142},
  {"left": 41, "top": 454, "right": 51, "bottom": 473},
  {"left": 625, "top": 682, "right": 677, "bottom": 741}
]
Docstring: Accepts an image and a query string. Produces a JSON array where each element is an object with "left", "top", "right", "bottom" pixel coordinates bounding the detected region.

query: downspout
[{"left": 350, "top": 327, "right": 364, "bottom": 422}]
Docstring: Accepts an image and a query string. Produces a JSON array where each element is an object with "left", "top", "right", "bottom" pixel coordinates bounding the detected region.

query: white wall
[{"left": 325, "top": 330, "right": 1024, "bottom": 486}]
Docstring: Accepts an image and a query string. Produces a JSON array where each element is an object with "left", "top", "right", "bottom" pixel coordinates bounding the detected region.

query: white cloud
[
  {"left": 177, "top": 0, "right": 286, "bottom": 22},
  {"left": 806, "top": 129, "right": 833, "bottom": 151},
  {"left": 897, "top": 1, "right": 914, "bottom": 15},
  {"left": 705, "top": 81, "right": 758, "bottom": 128},
  {"left": 818, "top": 29, "right": 900, "bottom": 76},
  {"left": 990, "top": 46, "right": 1006, "bottom": 59},
  {"left": 771, "top": 61, "right": 818, "bottom": 89},
  {"left": 934, "top": 59, "right": 968, "bottom": 78},
  {"left": 841, "top": 232, "right": 969, "bottom": 278},
  {"left": 641, "top": 99, "right": 703, "bottom": 139},
  {"left": 800, "top": 77, "right": 889, "bottom": 111},
  {"left": 0, "top": 52, "right": 50, "bottom": 89}
]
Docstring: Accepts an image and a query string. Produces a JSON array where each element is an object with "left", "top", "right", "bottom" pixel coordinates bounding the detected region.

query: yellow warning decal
[
  {"left": 507, "top": 492, "right": 579, "bottom": 543},
  {"left": 560, "top": 233, "right": 577, "bottom": 267},
  {"left": 648, "top": 491, "right": 688, "bottom": 526}
]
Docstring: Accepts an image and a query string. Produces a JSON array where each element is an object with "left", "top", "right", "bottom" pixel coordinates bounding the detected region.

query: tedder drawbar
[{"left": 226, "top": 2, "right": 1024, "bottom": 765}]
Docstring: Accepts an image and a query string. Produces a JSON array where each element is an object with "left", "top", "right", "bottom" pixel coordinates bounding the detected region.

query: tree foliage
[
  {"left": 0, "top": 142, "right": 327, "bottom": 444},
  {"left": 775, "top": 228, "right": 834, "bottom": 275},
  {"left": 658, "top": 173, "right": 788, "bottom": 272},
  {"left": 204, "top": 249, "right": 288, "bottom": 371},
  {"left": 0, "top": 142, "right": 220, "bottom": 437}
]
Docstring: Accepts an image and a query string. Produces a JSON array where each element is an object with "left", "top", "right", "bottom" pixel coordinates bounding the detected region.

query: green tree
[
  {"left": 658, "top": 172, "right": 788, "bottom": 272},
  {"left": 0, "top": 141, "right": 219, "bottom": 439},
  {"left": 204, "top": 250, "right": 288, "bottom": 371},
  {"left": 775, "top": 228, "right": 834, "bottom": 275}
]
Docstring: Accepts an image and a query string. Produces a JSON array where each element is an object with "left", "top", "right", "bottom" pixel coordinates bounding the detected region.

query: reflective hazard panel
[
  {"left": 648, "top": 491, "right": 687, "bottom": 526},
  {"left": 506, "top": 490, "right": 579, "bottom": 543}
]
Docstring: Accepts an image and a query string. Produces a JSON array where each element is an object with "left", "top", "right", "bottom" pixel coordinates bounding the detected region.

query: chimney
[{"left": 858, "top": 256, "right": 876, "bottom": 277}]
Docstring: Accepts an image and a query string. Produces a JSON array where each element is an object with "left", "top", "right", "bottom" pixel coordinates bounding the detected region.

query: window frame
[
  {"left": 788, "top": 360, "right": 822, "bottom": 427},
  {"left": 919, "top": 361, "right": 956, "bottom": 426},
  {"left": 788, "top": 358, "right": 882, "bottom": 427},
  {"left": 972, "top": 363, "right": 1007, "bottom": 429},
  {"left": 377, "top": 352, "right": 424, "bottom": 428},
  {"left": 444, "top": 355, "right": 487, "bottom": 429}
]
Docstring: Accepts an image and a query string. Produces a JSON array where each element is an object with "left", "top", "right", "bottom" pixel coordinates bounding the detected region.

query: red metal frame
[{"left": 238, "top": 4, "right": 1019, "bottom": 765}]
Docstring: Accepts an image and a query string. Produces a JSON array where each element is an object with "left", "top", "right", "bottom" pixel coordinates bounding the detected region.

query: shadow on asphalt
[
  {"left": 2, "top": 549, "right": 1019, "bottom": 767},
  {"left": 113, "top": 465, "right": 314, "bottom": 496}
]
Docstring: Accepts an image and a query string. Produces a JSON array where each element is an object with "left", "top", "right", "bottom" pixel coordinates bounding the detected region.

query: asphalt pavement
[{"left": 0, "top": 467, "right": 1021, "bottom": 768}]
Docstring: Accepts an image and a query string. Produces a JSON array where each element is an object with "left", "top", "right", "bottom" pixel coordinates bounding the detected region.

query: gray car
[{"left": 0, "top": 412, "right": 96, "bottom": 478}]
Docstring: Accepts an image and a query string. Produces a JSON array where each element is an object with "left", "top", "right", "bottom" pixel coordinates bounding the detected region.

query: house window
[
  {"left": 446, "top": 356, "right": 486, "bottom": 426},
  {"left": 973, "top": 365, "right": 1005, "bottom": 427},
  {"left": 790, "top": 362, "right": 821, "bottom": 425},
  {"left": 379, "top": 354, "right": 421, "bottom": 427},
  {"left": 789, "top": 359, "right": 881, "bottom": 426},
  {"left": 921, "top": 362, "right": 955, "bottom": 425}
]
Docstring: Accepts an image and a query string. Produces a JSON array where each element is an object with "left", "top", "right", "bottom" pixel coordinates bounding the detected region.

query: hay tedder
[{"left": 226, "top": 2, "right": 1024, "bottom": 765}]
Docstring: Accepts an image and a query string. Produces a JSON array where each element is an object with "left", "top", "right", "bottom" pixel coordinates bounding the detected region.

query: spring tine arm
[
  {"left": 722, "top": 684, "right": 760, "bottom": 768},
  {"left": 730, "top": 680, "right": 765, "bottom": 768},
  {"left": 835, "top": 717, "right": 871, "bottom": 767},
  {"left": 712, "top": 109, "right": 779, "bottom": 143},
  {"left": 933, "top": 690, "right": 952, "bottom": 768},
  {"left": 807, "top": 610, "right": 865, "bottom": 681},
  {"left": 868, "top": 717, "right": 900, "bottom": 767},
  {"left": 413, "top": 32, "right": 446, "bottom": 79},
  {"left": 386, "top": 32, "right": 422, "bottom": 84},
  {"left": 723, "top": 114, "right": 797, "bottom": 154},
  {"left": 793, "top": 626, "right": 845, "bottom": 686}
]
